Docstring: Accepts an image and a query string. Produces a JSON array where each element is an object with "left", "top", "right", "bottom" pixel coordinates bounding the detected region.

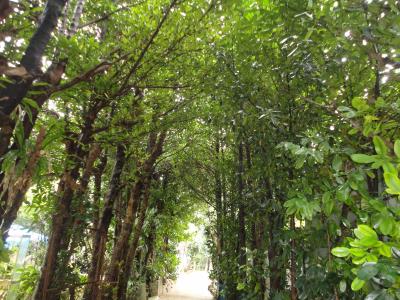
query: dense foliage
[{"left": 0, "top": 0, "right": 399, "bottom": 299}]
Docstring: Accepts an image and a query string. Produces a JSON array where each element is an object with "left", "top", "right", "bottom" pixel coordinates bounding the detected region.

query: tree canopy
[{"left": 0, "top": 0, "right": 399, "bottom": 299}]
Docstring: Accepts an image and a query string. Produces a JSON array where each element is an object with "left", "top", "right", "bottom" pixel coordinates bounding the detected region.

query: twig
[{"left": 78, "top": 1, "right": 147, "bottom": 29}]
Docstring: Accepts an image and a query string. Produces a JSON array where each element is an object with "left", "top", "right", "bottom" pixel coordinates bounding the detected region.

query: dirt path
[{"left": 159, "top": 271, "right": 213, "bottom": 300}]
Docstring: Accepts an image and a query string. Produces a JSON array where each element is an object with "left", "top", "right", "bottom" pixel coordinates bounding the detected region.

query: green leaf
[
  {"left": 352, "top": 256, "right": 367, "bottom": 265},
  {"left": 379, "top": 244, "right": 392, "bottom": 257},
  {"left": 286, "top": 204, "right": 297, "bottom": 216},
  {"left": 337, "top": 106, "right": 356, "bottom": 118},
  {"left": 371, "top": 161, "right": 382, "bottom": 169},
  {"left": 332, "top": 156, "right": 342, "bottom": 171},
  {"left": 384, "top": 172, "right": 400, "bottom": 194},
  {"left": 350, "top": 277, "right": 365, "bottom": 291},
  {"left": 294, "top": 157, "right": 305, "bottom": 169},
  {"left": 304, "top": 28, "right": 314, "bottom": 40},
  {"left": 365, "top": 253, "right": 378, "bottom": 262},
  {"left": 378, "top": 216, "right": 394, "bottom": 235},
  {"left": 394, "top": 140, "right": 400, "bottom": 158},
  {"left": 322, "top": 191, "right": 334, "bottom": 215},
  {"left": 336, "top": 185, "right": 350, "bottom": 203},
  {"left": 354, "top": 225, "right": 378, "bottom": 240},
  {"left": 352, "top": 97, "right": 369, "bottom": 111},
  {"left": 373, "top": 136, "right": 387, "bottom": 155},
  {"left": 382, "top": 162, "right": 397, "bottom": 174},
  {"left": 351, "top": 154, "right": 376, "bottom": 164},
  {"left": 357, "top": 263, "right": 378, "bottom": 280},
  {"left": 349, "top": 248, "right": 366, "bottom": 257},
  {"left": 348, "top": 128, "right": 358, "bottom": 135},
  {"left": 358, "top": 237, "right": 379, "bottom": 248},
  {"left": 331, "top": 247, "right": 350, "bottom": 257},
  {"left": 237, "top": 282, "right": 245, "bottom": 290},
  {"left": 22, "top": 98, "right": 40, "bottom": 110},
  {"left": 14, "top": 121, "right": 25, "bottom": 148}
]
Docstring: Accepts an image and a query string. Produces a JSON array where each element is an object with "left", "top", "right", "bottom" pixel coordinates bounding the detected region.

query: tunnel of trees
[{"left": 0, "top": 0, "right": 399, "bottom": 299}]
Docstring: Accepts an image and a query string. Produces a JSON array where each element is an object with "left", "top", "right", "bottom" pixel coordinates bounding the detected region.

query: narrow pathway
[{"left": 159, "top": 271, "right": 213, "bottom": 300}]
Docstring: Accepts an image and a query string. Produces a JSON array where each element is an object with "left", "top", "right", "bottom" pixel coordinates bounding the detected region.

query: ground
[{"left": 159, "top": 271, "right": 213, "bottom": 300}]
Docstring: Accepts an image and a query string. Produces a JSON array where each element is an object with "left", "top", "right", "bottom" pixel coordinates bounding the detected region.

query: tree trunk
[
  {"left": 234, "top": 139, "right": 246, "bottom": 299},
  {"left": 290, "top": 215, "right": 297, "bottom": 300},
  {"left": 92, "top": 153, "right": 108, "bottom": 238},
  {"left": 268, "top": 212, "right": 285, "bottom": 297},
  {"left": 237, "top": 141, "right": 246, "bottom": 267},
  {"left": 117, "top": 183, "right": 152, "bottom": 300},
  {"left": 34, "top": 99, "right": 102, "bottom": 299},
  {"left": 102, "top": 131, "right": 166, "bottom": 299},
  {"left": 51, "top": 144, "right": 101, "bottom": 299},
  {"left": 214, "top": 137, "right": 224, "bottom": 280},
  {"left": 84, "top": 145, "right": 126, "bottom": 300},
  {"left": 33, "top": 157, "right": 81, "bottom": 300},
  {"left": 67, "top": 0, "right": 85, "bottom": 37},
  {"left": 0, "top": 0, "right": 67, "bottom": 115}
]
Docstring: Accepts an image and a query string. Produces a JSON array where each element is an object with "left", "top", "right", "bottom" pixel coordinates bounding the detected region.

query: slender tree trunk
[
  {"left": 102, "top": 131, "right": 166, "bottom": 299},
  {"left": 67, "top": 0, "right": 85, "bottom": 37},
  {"left": 268, "top": 212, "right": 285, "bottom": 297},
  {"left": 33, "top": 149, "right": 81, "bottom": 300},
  {"left": 102, "top": 177, "right": 146, "bottom": 299},
  {"left": 34, "top": 99, "right": 102, "bottom": 299},
  {"left": 51, "top": 144, "right": 101, "bottom": 300},
  {"left": 214, "top": 136, "right": 224, "bottom": 286},
  {"left": 144, "top": 226, "right": 156, "bottom": 293},
  {"left": 234, "top": 139, "right": 246, "bottom": 299},
  {"left": 113, "top": 193, "right": 124, "bottom": 247},
  {"left": 237, "top": 141, "right": 246, "bottom": 267},
  {"left": 117, "top": 183, "right": 152, "bottom": 300},
  {"left": 290, "top": 215, "right": 297, "bottom": 300},
  {"left": 84, "top": 145, "right": 126, "bottom": 300},
  {"left": 92, "top": 153, "right": 108, "bottom": 238}
]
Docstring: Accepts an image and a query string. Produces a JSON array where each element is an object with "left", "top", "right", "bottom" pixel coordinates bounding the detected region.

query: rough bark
[
  {"left": 67, "top": 0, "right": 85, "bottom": 37},
  {"left": 0, "top": 60, "right": 67, "bottom": 160},
  {"left": 102, "top": 131, "right": 166, "bottom": 299},
  {"left": 0, "top": 61, "right": 67, "bottom": 227},
  {"left": 0, "top": 0, "right": 68, "bottom": 115},
  {"left": 0, "top": 0, "right": 12, "bottom": 21},
  {"left": 84, "top": 145, "right": 126, "bottom": 300},
  {"left": 51, "top": 143, "right": 101, "bottom": 300},
  {"left": 34, "top": 99, "right": 103, "bottom": 299},
  {"left": 33, "top": 137, "right": 81, "bottom": 300},
  {"left": 0, "top": 113, "right": 14, "bottom": 161},
  {"left": 117, "top": 183, "right": 152, "bottom": 300}
]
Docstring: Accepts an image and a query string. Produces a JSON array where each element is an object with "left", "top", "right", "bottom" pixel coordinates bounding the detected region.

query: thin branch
[
  {"left": 118, "top": 0, "right": 179, "bottom": 93},
  {"left": 52, "top": 61, "right": 111, "bottom": 93},
  {"left": 78, "top": 1, "right": 147, "bottom": 29}
]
